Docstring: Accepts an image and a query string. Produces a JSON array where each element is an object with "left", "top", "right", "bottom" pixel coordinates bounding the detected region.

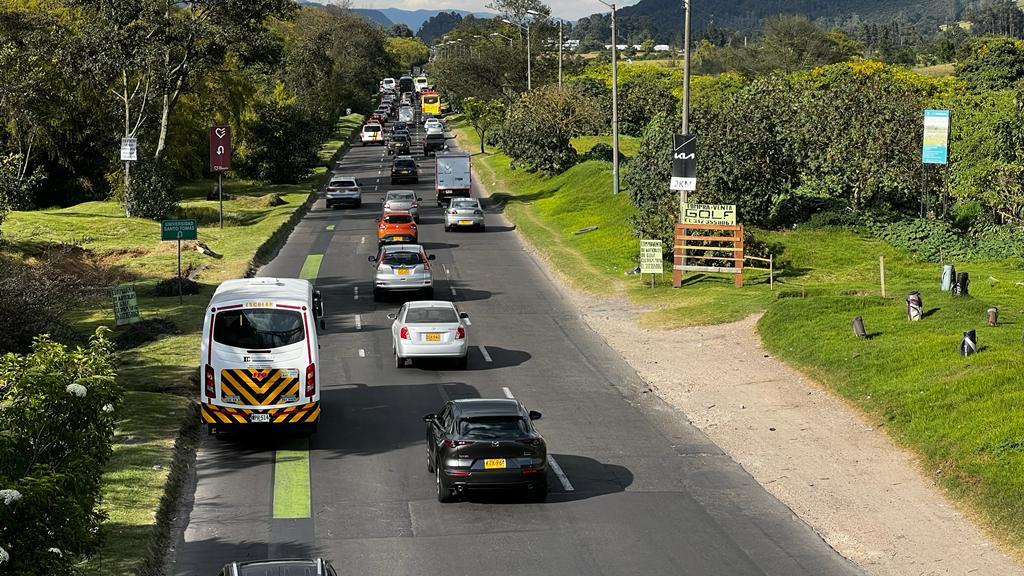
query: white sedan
[{"left": 389, "top": 301, "right": 469, "bottom": 369}]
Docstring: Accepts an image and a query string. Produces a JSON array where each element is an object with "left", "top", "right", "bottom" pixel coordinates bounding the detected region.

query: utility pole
[
  {"left": 681, "top": 0, "right": 692, "bottom": 136},
  {"left": 597, "top": 0, "right": 619, "bottom": 194},
  {"left": 527, "top": 24, "right": 532, "bottom": 90},
  {"left": 558, "top": 20, "right": 563, "bottom": 87}
]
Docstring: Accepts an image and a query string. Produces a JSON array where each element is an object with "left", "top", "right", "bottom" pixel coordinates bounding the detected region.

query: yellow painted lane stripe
[{"left": 273, "top": 440, "right": 311, "bottom": 519}]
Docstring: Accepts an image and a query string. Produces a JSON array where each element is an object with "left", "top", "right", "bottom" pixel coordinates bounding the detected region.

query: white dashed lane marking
[
  {"left": 547, "top": 456, "right": 575, "bottom": 492},
  {"left": 478, "top": 345, "right": 492, "bottom": 363},
  {"left": 354, "top": 286, "right": 359, "bottom": 300},
  {"left": 502, "top": 387, "right": 514, "bottom": 399},
  {"left": 354, "top": 315, "right": 362, "bottom": 330},
  {"left": 358, "top": 349, "right": 365, "bottom": 358}
]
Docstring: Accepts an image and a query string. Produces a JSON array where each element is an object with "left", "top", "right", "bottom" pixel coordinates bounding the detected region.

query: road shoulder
[{"left": 463, "top": 140, "right": 1023, "bottom": 576}]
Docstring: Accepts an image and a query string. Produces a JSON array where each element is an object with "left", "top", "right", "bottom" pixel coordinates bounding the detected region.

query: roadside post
[
  {"left": 209, "top": 126, "right": 232, "bottom": 228},
  {"left": 675, "top": 204, "right": 743, "bottom": 287},
  {"left": 640, "top": 239, "right": 664, "bottom": 288},
  {"left": 161, "top": 219, "right": 198, "bottom": 304},
  {"left": 921, "top": 109, "right": 950, "bottom": 218},
  {"left": 670, "top": 134, "right": 697, "bottom": 288},
  {"left": 112, "top": 284, "right": 141, "bottom": 326},
  {"left": 120, "top": 137, "right": 137, "bottom": 202}
]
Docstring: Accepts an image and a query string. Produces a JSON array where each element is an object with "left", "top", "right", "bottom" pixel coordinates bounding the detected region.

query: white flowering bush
[{"left": 0, "top": 329, "right": 121, "bottom": 575}]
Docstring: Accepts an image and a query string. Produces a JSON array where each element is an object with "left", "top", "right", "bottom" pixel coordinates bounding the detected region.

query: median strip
[
  {"left": 298, "top": 254, "right": 324, "bottom": 281},
  {"left": 273, "top": 442, "right": 311, "bottom": 519}
]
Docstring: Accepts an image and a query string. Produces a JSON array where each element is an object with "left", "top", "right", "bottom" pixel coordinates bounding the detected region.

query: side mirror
[
  {"left": 459, "top": 312, "right": 469, "bottom": 319},
  {"left": 367, "top": 255, "right": 377, "bottom": 262},
  {"left": 375, "top": 217, "right": 381, "bottom": 222},
  {"left": 422, "top": 414, "right": 436, "bottom": 423},
  {"left": 319, "top": 318, "right": 326, "bottom": 330},
  {"left": 386, "top": 313, "right": 397, "bottom": 320},
  {"left": 528, "top": 410, "right": 542, "bottom": 421},
  {"left": 417, "top": 197, "right": 423, "bottom": 201},
  {"left": 427, "top": 254, "right": 436, "bottom": 260}
]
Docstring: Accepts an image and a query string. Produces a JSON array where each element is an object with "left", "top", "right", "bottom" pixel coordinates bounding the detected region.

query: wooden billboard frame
[{"left": 673, "top": 223, "right": 744, "bottom": 288}]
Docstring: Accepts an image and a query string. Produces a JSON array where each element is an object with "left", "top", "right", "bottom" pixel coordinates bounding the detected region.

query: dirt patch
[
  {"left": 22, "top": 243, "right": 140, "bottom": 287},
  {"left": 472, "top": 161, "right": 1024, "bottom": 576}
]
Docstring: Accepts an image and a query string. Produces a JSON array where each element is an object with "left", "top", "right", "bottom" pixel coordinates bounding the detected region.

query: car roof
[
  {"left": 407, "top": 300, "right": 457, "bottom": 309},
  {"left": 211, "top": 278, "right": 310, "bottom": 307},
  {"left": 231, "top": 558, "right": 326, "bottom": 575},
  {"left": 381, "top": 243, "right": 424, "bottom": 253},
  {"left": 452, "top": 398, "right": 523, "bottom": 417},
  {"left": 330, "top": 174, "right": 357, "bottom": 180}
]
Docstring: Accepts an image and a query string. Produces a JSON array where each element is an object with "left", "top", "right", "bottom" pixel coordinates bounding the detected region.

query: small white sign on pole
[
  {"left": 670, "top": 176, "right": 696, "bottom": 191},
  {"left": 120, "top": 138, "right": 138, "bottom": 162},
  {"left": 640, "top": 239, "right": 664, "bottom": 274}
]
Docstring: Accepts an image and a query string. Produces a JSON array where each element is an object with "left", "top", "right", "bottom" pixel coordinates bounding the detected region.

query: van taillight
[
  {"left": 305, "top": 363, "right": 316, "bottom": 398},
  {"left": 204, "top": 365, "right": 215, "bottom": 398}
]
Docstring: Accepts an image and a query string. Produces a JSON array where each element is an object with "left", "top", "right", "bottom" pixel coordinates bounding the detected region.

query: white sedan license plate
[
  {"left": 250, "top": 413, "right": 270, "bottom": 423},
  {"left": 459, "top": 220, "right": 472, "bottom": 225},
  {"left": 425, "top": 333, "right": 441, "bottom": 342}
]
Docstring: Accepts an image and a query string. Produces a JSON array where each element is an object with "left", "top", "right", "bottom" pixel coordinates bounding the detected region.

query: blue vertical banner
[{"left": 921, "top": 109, "right": 950, "bottom": 165}]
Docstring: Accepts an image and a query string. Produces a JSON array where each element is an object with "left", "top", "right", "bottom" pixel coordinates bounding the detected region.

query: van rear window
[{"left": 214, "top": 309, "right": 305, "bottom": 349}]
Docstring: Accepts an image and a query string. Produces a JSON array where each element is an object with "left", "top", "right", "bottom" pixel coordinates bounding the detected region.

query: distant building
[{"left": 653, "top": 44, "right": 671, "bottom": 52}]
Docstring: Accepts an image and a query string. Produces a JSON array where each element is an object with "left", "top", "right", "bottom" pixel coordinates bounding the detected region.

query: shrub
[
  {"left": 0, "top": 329, "right": 121, "bottom": 576},
  {"left": 582, "top": 143, "right": 625, "bottom": 164},
  {"left": 122, "top": 159, "right": 178, "bottom": 220},
  {"left": 112, "top": 318, "right": 180, "bottom": 350},
  {"left": 624, "top": 112, "right": 677, "bottom": 248},
  {"left": 0, "top": 256, "right": 82, "bottom": 355},
  {"left": 153, "top": 276, "right": 200, "bottom": 297}
]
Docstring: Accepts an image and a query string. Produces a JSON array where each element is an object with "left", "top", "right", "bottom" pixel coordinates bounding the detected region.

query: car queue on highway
[{"left": 199, "top": 71, "right": 551, "bottom": 524}]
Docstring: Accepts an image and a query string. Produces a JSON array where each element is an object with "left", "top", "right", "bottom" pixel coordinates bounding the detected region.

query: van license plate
[{"left": 250, "top": 413, "right": 270, "bottom": 423}]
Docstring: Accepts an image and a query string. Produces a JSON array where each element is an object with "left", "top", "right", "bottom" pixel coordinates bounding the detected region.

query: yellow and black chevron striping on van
[
  {"left": 200, "top": 401, "right": 320, "bottom": 425},
  {"left": 220, "top": 368, "right": 300, "bottom": 406}
]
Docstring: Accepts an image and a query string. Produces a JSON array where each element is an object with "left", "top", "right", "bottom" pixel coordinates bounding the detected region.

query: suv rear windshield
[
  {"left": 458, "top": 416, "right": 528, "bottom": 440},
  {"left": 384, "top": 214, "right": 412, "bottom": 224},
  {"left": 423, "top": 96, "right": 438, "bottom": 104},
  {"left": 383, "top": 251, "right": 423, "bottom": 266},
  {"left": 391, "top": 135, "right": 409, "bottom": 142},
  {"left": 388, "top": 192, "right": 415, "bottom": 201},
  {"left": 363, "top": 125, "right": 380, "bottom": 133},
  {"left": 451, "top": 200, "right": 477, "bottom": 209},
  {"left": 405, "top": 307, "right": 458, "bottom": 323},
  {"left": 394, "top": 159, "right": 416, "bottom": 169},
  {"left": 214, "top": 309, "right": 305, "bottom": 349},
  {"left": 330, "top": 179, "right": 355, "bottom": 188}
]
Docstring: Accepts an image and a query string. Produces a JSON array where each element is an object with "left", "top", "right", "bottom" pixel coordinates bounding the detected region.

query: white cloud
[{"left": 346, "top": 0, "right": 642, "bottom": 20}]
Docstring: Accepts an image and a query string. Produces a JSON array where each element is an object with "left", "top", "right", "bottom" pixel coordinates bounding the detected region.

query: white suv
[{"left": 360, "top": 123, "right": 384, "bottom": 146}]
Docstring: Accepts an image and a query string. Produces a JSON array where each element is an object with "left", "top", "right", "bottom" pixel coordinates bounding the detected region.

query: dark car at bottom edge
[{"left": 424, "top": 398, "right": 548, "bottom": 503}]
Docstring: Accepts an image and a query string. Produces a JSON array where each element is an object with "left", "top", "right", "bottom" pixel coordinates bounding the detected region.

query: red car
[{"left": 377, "top": 210, "right": 418, "bottom": 247}]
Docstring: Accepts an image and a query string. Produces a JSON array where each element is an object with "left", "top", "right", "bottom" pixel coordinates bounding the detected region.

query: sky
[{"left": 347, "top": 0, "right": 642, "bottom": 21}]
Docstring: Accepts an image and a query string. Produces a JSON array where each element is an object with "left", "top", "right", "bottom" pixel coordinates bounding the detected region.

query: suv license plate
[
  {"left": 484, "top": 459, "right": 506, "bottom": 469},
  {"left": 250, "top": 413, "right": 270, "bottom": 423}
]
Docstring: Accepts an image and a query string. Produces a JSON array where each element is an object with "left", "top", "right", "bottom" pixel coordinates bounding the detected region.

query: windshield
[
  {"left": 423, "top": 96, "right": 438, "bottom": 104},
  {"left": 384, "top": 214, "right": 412, "bottom": 224},
  {"left": 392, "top": 135, "right": 408, "bottom": 142},
  {"left": 389, "top": 192, "right": 415, "bottom": 201},
  {"left": 330, "top": 179, "right": 355, "bottom": 188},
  {"left": 383, "top": 251, "right": 423, "bottom": 266},
  {"left": 363, "top": 125, "right": 380, "bottom": 133},
  {"left": 395, "top": 159, "right": 416, "bottom": 169},
  {"left": 451, "top": 200, "right": 477, "bottom": 209},
  {"left": 213, "top": 309, "right": 305, "bottom": 349},
  {"left": 458, "top": 417, "right": 529, "bottom": 440},
  {"left": 405, "top": 307, "right": 458, "bottom": 324}
]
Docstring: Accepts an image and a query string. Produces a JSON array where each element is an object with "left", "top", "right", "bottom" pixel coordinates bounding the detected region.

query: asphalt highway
[{"left": 170, "top": 119, "right": 863, "bottom": 576}]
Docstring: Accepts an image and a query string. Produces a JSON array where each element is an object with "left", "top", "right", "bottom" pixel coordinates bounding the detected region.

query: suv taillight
[
  {"left": 204, "top": 365, "right": 215, "bottom": 398},
  {"left": 305, "top": 363, "right": 316, "bottom": 397},
  {"left": 520, "top": 437, "right": 543, "bottom": 446},
  {"left": 444, "top": 439, "right": 474, "bottom": 448}
]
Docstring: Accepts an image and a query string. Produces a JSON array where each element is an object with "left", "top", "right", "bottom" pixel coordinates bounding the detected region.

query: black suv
[
  {"left": 387, "top": 133, "right": 411, "bottom": 156},
  {"left": 391, "top": 155, "right": 419, "bottom": 184},
  {"left": 219, "top": 558, "right": 338, "bottom": 576},
  {"left": 424, "top": 398, "right": 547, "bottom": 502}
]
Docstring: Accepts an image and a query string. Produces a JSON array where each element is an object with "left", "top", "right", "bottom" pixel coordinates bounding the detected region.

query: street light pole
[
  {"left": 558, "top": 20, "right": 563, "bottom": 87},
  {"left": 597, "top": 0, "right": 619, "bottom": 195},
  {"left": 681, "top": 0, "right": 692, "bottom": 135},
  {"left": 527, "top": 23, "right": 532, "bottom": 90}
]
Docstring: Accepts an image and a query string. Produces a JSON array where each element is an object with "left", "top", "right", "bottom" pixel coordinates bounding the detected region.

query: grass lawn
[
  {"left": 1, "top": 114, "right": 363, "bottom": 575},
  {"left": 913, "top": 62, "right": 956, "bottom": 77},
  {"left": 452, "top": 116, "right": 1024, "bottom": 554},
  {"left": 571, "top": 134, "right": 642, "bottom": 158}
]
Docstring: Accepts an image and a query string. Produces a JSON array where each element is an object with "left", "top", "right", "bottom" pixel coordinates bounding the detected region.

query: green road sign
[
  {"left": 112, "top": 285, "right": 141, "bottom": 326},
  {"left": 161, "top": 219, "right": 198, "bottom": 241}
]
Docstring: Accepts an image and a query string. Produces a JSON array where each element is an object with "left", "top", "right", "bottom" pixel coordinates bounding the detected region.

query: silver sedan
[
  {"left": 389, "top": 301, "right": 469, "bottom": 369},
  {"left": 383, "top": 190, "right": 422, "bottom": 222},
  {"left": 444, "top": 198, "right": 485, "bottom": 231},
  {"left": 369, "top": 244, "right": 435, "bottom": 300}
]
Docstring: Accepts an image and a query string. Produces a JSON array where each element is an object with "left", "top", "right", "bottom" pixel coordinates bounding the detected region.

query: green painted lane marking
[
  {"left": 273, "top": 441, "right": 311, "bottom": 519},
  {"left": 299, "top": 254, "right": 323, "bottom": 281},
  {"left": 326, "top": 224, "right": 335, "bottom": 231}
]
